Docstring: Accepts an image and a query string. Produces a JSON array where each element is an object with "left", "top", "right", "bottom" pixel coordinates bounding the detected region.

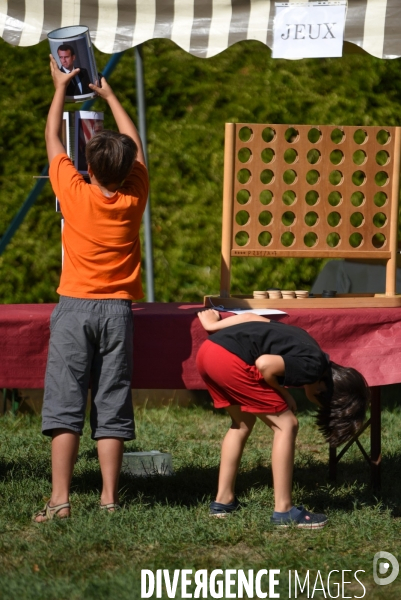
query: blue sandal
[
  {"left": 271, "top": 505, "right": 328, "bottom": 529},
  {"left": 209, "top": 499, "right": 241, "bottom": 518}
]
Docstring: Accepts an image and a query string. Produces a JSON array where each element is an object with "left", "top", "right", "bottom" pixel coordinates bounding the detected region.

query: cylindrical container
[
  {"left": 48, "top": 26, "right": 98, "bottom": 102},
  {"left": 121, "top": 451, "right": 174, "bottom": 477}
]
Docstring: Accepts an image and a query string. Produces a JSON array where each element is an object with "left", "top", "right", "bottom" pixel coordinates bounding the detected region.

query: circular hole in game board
[
  {"left": 262, "top": 127, "right": 276, "bottom": 143},
  {"left": 237, "top": 168, "right": 251, "bottom": 184},
  {"left": 261, "top": 148, "right": 275, "bottom": 163},
  {"left": 236, "top": 210, "right": 250, "bottom": 226},
  {"left": 350, "top": 212, "right": 364, "bottom": 227},
  {"left": 329, "top": 170, "right": 343, "bottom": 185},
  {"left": 285, "top": 127, "right": 299, "bottom": 143},
  {"left": 373, "top": 212, "right": 387, "bottom": 228},
  {"left": 326, "top": 232, "right": 341, "bottom": 247},
  {"left": 376, "top": 129, "right": 391, "bottom": 145},
  {"left": 260, "top": 190, "right": 273, "bottom": 205},
  {"left": 305, "top": 211, "right": 318, "bottom": 226},
  {"left": 304, "top": 232, "right": 318, "bottom": 247},
  {"left": 305, "top": 190, "right": 319, "bottom": 206},
  {"left": 349, "top": 233, "right": 363, "bottom": 248},
  {"left": 284, "top": 148, "right": 298, "bottom": 164},
  {"left": 259, "top": 211, "right": 272, "bottom": 226},
  {"left": 282, "top": 211, "right": 296, "bottom": 226},
  {"left": 283, "top": 169, "right": 297, "bottom": 184},
  {"left": 328, "top": 191, "right": 342, "bottom": 206},
  {"left": 235, "top": 231, "right": 249, "bottom": 246},
  {"left": 306, "top": 170, "right": 320, "bottom": 185},
  {"left": 239, "top": 127, "right": 253, "bottom": 142},
  {"left": 308, "top": 128, "right": 322, "bottom": 143},
  {"left": 258, "top": 231, "right": 272, "bottom": 246},
  {"left": 352, "top": 170, "right": 366, "bottom": 186},
  {"left": 350, "top": 191, "right": 365, "bottom": 207},
  {"left": 281, "top": 232, "right": 295, "bottom": 247},
  {"left": 331, "top": 128, "right": 345, "bottom": 144},
  {"left": 353, "top": 129, "right": 368, "bottom": 144},
  {"left": 352, "top": 150, "right": 367, "bottom": 165},
  {"left": 374, "top": 191, "right": 387, "bottom": 207},
  {"left": 237, "top": 189, "right": 250, "bottom": 205},
  {"left": 328, "top": 212, "right": 341, "bottom": 227},
  {"left": 307, "top": 149, "right": 321, "bottom": 164},
  {"left": 376, "top": 150, "right": 390, "bottom": 166},
  {"left": 372, "top": 233, "right": 386, "bottom": 248},
  {"left": 282, "top": 190, "right": 297, "bottom": 206},
  {"left": 330, "top": 149, "right": 344, "bottom": 165},
  {"left": 238, "top": 148, "right": 252, "bottom": 163},
  {"left": 375, "top": 171, "right": 389, "bottom": 186},
  {"left": 260, "top": 169, "right": 274, "bottom": 184}
]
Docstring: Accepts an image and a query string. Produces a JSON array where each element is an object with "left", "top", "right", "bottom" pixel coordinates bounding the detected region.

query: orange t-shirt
[{"left": 50, "top": 153, "right": 149, "bottom": 300}]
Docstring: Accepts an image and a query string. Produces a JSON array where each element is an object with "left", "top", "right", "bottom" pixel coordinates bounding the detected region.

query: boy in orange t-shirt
[{"left": 34, "top": 56, "right": 148, "bottom": 522}]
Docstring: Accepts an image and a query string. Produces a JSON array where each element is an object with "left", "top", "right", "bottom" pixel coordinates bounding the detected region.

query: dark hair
[
  {"left": 85, "top": 130, "right": 138, "bottom": 187},
  {"left": 315, "top": 362, "right": 370, "bottom": 447},
  {"left": 57, "top": 44, "right": 75, "bottom": 56}
]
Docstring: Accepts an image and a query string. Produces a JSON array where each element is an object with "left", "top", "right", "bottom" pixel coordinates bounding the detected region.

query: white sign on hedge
[{"left": 272, "top": 1, "right": 347, "bottom": 59}]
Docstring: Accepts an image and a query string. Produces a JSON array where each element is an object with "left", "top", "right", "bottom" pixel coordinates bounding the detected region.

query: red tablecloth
[{"left": 0, "top": 303, "right": 400, "bottom": 389}]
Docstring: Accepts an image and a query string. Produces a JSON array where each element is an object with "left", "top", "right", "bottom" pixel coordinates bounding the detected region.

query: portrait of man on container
[{"left": 57, "top": 43, "right": 92, "bottom": 97}]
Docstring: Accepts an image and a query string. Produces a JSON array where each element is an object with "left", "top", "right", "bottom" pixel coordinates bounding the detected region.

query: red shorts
[{"left": 196, "top": 339, "right": 288, "bottom": 414}]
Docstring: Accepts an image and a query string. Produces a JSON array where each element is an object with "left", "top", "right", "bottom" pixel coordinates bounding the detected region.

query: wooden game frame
[{"left": 205, "top": 122, "right": 401, "bottom": 308}]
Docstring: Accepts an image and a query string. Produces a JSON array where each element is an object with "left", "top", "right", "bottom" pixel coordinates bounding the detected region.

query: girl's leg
[
  {"left": 257, "top": 410, "right": 298, "bottom": 513},
  {"left": 215, "top": 406, "right": 256, "bottom": 504},
  {"left": 34, "top": 429, "right": 79, "bottom": 522},
  {"left": 97, "top": 437, "right": 125, "bottom": 507}
]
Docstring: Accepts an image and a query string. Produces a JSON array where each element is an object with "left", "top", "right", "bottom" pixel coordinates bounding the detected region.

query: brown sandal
[
  {"left": 33, "top": 501, "right": 70, "bottom": 522},
  {"left": 100, "top": 503, "right": 121, "bottom": 512}
]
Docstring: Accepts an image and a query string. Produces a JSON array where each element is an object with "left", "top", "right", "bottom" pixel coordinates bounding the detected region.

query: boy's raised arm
[
  {"left": 46, "top": 55, "right": 80, "bottom": 163},
  {"left": 89, "top": 78, "right": 146, "bottom": 166}
]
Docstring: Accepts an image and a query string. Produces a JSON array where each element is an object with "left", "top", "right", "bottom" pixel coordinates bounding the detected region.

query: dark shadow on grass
[
  {"left": 2, "top": 443, "right": 401, "bottom": 516},
  {"left": 70, "top": 452, "right": 401, "bottom": 515}
]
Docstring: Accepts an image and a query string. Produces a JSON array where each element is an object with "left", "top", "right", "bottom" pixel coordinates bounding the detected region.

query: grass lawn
[{"left": 1, "top": 388, "right": 401, "bottom": 599}]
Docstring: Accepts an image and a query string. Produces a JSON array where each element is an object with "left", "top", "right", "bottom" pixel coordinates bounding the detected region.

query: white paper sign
[{"left": 272, "top": 1, "right": 347, "bottom": 59}]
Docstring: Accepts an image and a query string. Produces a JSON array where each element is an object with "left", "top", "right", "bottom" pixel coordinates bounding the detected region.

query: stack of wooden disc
[
  {"left": 267, "top": 290, "right": 282, "bottom": 299},
  {"left": 253, "top": 290, "right": 268, "bottom": 299},
  {"left": 295, "top": 290, "right": 309, "bottom": 299},
  {"left": 281, "top": 290, "right": 296, "bottom": 299}
]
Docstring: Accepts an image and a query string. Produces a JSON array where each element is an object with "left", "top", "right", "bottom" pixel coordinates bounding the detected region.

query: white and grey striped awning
[{"left": 1, "top": 0, "right": 400, "bottom": 59}]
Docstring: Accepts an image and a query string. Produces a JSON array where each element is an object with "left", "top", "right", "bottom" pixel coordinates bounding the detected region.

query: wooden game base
[{"left": 204, "top": 294, "right": 401, "bottom": 309}]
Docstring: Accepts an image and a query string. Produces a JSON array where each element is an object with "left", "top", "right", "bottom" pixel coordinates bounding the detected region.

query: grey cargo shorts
[{"left": 42, "top": 296, "right": 135, "bottom": 440}]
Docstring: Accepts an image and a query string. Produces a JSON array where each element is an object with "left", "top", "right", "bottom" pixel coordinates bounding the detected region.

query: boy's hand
[
  {"left": 49, "top": 54, "right": 80, "bottom": 90},
  {"left": 198, "top": 309, "right": 221, "bottom": 332},
  {"left": 89, "top": 77, "right": 115, "bottom": 101},
  {"left": 282, "top": 390, "right": 297, "bottom": 413}
]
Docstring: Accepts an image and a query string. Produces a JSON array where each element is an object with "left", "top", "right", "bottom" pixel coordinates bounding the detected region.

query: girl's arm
[{"left": 198, "top": 309, "right": 270, "bottom": 333}]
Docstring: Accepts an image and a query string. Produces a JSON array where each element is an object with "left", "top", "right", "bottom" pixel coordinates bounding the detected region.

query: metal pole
[{"left": 135, "top": 45, "right": 155, "bottom": 302}]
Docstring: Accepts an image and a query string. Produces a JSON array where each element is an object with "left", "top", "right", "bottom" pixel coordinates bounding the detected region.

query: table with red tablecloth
[
  {"left": 0, "top": 303, "right": 400, "bottom": 389},
  {"left": 1, "top": 302, "right": 400, "bottom": 488}
]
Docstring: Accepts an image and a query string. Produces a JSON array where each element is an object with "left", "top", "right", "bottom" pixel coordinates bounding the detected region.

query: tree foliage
[{"left": 1, "top": 38, "right": 401, "bottom": 302}]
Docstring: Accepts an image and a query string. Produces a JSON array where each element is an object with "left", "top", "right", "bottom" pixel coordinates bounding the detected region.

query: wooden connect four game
[{"left": 205, "top": 122, "right": 401, "bottom": 308}]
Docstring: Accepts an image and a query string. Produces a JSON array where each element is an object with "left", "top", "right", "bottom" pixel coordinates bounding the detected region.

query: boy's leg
[
  {"left": 90, "top": 301, "right": 134, "bottom": 508},
  {"left": 257, "top": 410, "right": 298, "bottom": 513},
  {"left": 97, "top": 437, "right": 125, "bottom": 507},
  {"left": 215, "top": 405, "right": 256, "bottom": 505},
  {"left": 34, "top": 429, "right": 79, "bottom": 522}
]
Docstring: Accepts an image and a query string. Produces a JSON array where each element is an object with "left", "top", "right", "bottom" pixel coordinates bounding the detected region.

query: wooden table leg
[
  {"left": 329, "top": 446, "right": 337, "bottom": 482},
  {"left": 370, "top": 386, "right": 381, "bottom": 491}
]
